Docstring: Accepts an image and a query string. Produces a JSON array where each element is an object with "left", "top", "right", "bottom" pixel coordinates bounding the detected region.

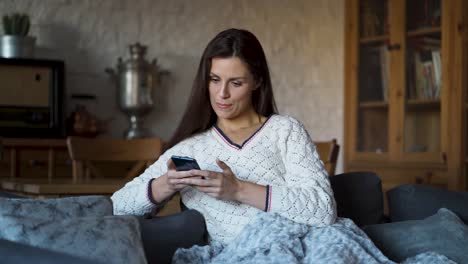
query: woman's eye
[
  {"left": 210, "top": 77, "right": 220, "bottom": 83},
  {"left": 232, "top": 82, "right": 242, "bottom": 87}
]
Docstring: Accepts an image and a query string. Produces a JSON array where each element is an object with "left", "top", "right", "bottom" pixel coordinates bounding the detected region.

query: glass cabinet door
[
  {"left": 357, "top": 0, "right": 390, "bottom": 153},
  {"left": 403, "top": 0, "right": 442, "bottom": 155}
]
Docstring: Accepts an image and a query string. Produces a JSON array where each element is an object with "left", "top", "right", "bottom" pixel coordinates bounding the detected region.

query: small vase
[{"left": 0, "top": 35, "right": 36, "bottom": 58}]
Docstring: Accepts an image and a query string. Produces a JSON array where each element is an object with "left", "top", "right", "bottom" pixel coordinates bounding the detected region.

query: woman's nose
[{"left": 219, "top": 82, "right": 230, "bottom": 98}]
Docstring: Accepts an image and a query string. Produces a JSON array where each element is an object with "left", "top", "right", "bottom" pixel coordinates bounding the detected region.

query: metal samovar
[{"left": 106, "top": 43, "right": 158, "bottom": 139}]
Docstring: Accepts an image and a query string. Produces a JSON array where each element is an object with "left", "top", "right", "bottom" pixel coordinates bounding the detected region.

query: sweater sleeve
[
  {"left": 268, "top": 118, "right": 337, "bottom": 226},
  {"left": 111, "top": 146, "right": 178, "bottom": 215}
]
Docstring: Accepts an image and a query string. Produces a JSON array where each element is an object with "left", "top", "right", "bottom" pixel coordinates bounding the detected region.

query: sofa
[
  {"left": 0, "top": 172, "right": 467, "bottom": 264},
  {"left": 330, "top": 172, "right": 468, "bottom": 263}
]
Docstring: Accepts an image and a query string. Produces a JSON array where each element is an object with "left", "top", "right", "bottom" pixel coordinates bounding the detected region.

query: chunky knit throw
[{"left": 172, "top": 213, "right": 455, "bottom": 264}]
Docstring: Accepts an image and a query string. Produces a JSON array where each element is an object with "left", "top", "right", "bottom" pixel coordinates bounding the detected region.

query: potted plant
[{"left": 1, "top": 13, "right": 36, "bottom": 58}]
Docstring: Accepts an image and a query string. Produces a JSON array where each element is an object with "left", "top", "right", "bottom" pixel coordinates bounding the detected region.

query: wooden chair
[
  {"left": 313, "top": 139, "right": 340, "bottom": 176},
  {"left": 67, "top": 136, "right": 163, "bottom": 183}
]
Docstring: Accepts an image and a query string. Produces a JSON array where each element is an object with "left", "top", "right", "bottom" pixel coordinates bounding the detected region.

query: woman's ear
[{"left": 254, "top": 78, "right": 263, "bottom": 90}]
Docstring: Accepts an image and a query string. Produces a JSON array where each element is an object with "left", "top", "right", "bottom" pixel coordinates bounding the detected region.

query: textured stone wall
[{"left": 1, "top": 0, "right": 344, "bottom": 172}]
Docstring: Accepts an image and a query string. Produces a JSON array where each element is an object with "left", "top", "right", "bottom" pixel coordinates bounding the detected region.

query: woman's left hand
[{"left": 178, "top": 159, "right": 242, "bottom": 201}]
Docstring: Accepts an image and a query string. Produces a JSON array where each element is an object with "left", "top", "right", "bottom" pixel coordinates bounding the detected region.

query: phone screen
[{"left": 171, "top": 155, "right": 201, "bottom": 171}]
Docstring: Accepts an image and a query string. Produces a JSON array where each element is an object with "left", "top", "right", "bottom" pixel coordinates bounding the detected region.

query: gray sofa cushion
[
  {"left": 363, "top": 208, "right": 468, "bottom": 263},
  {"left": 0, "top": 195, "right": 113, "bottom": 219},
  {"left": 387, "top": 184, "right": 468, "bottom": 224},
  {"left": 0, "top": 196, "right": 143, "bottom": 263},
  {"left": 330, "top": 172, "right": 384, "bottom": 226},
  {"left": 0, "top": 215, "right": 146, "bottom": 264}
]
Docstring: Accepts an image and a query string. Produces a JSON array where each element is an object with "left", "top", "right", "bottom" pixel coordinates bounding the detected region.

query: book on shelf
[
  {"left": 407, "top": 0, "right": 441, "bottom": 30},
  {"left": 407, "top": 37, "right": 441, "bottom": 100},
  {"left": 359, "top": 45, "right": 389, "bottom": 103},
  {"left": 360, "top": 0, "right": 388, "bottom": 37},
  {"left": 425, "top": 0, "right": 441, "bottom": 27},
  {"left": 432, "top": 49, "right": 441, "bottom": 96},
  {"left": 379, "top": 45, "right": 390, "bottom": 101}
]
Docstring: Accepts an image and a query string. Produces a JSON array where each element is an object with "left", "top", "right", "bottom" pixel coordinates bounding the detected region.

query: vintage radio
[{"left": 0, "top": 58, "right": 65, "bottom": 138}]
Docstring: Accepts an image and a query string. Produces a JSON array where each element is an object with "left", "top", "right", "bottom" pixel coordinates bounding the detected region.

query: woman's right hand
[
  {"left": 150, "top": 159, "right": 193, "bottom": 203},
  {"left": 164, "top": 159, "right": 193, "bottom": 192}
]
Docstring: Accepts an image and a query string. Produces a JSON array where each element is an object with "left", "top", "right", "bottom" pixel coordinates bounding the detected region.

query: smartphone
[{"left": 171, "top": 155, "right": 201, "bottom": 171}]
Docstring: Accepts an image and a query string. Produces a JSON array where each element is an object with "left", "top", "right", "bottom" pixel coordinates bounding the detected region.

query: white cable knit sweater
[{"left": 111, "top": 115, "right": 337, "bottom": 244}]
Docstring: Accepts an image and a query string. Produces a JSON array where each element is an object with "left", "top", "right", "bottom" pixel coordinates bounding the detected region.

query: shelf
[
  {"left": 0, "top": 138, "right": 66, "bottom": 147},
  {"left": 360, "top": 35, "right": 389, "bottom": 44},
  {"left": 407, "top": 27, "right": 441, "bottom": 37},
  {"left": 405, "top": 99, "right": 440, "bottom": 111},
  {"left": 359, "top": 101, "right": 389, "bottom": 109},
  {"left": 407, "top": 98, "right": 440, "bottom": 105}
]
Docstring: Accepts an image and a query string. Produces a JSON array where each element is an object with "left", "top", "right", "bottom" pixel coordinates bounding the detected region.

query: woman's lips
[{"left": 216, "top": 103, "right": 232, "bottom": 110}]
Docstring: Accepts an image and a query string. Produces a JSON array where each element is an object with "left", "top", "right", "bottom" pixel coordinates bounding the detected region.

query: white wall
[{"left": 1, "top": 0, "right": 344, "bottom": 172}]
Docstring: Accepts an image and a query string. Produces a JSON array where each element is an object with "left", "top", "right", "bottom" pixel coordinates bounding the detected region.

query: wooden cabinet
[{"left": 344, "top": 0, "right": 468, "bottom": 191}]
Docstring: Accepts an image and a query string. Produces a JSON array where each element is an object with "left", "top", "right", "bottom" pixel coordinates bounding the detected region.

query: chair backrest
[
  {"left": 67, "top": 136, "right": 163, "bottom": 182},
  {"left": 313, "top": 139, "right": 340, "bottom": 176}
]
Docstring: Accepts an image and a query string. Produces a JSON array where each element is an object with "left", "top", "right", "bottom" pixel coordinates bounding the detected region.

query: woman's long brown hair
[{"left": 164, "top": 28, "right": 278, "bottom": 152}]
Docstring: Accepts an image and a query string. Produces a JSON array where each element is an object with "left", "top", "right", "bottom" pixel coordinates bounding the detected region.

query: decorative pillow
[
  {"left": 0, "top": 195, "right": 113, "bottom": 219},
  {"left": 363, "top": 208, "right": 468, "bottom": 263},
  {"left": 330, "top": 171, "right": 384, "bottom": 226},
  {"left": 387, "top": 184, "right": 468, "bottom": 224},
  {"left": 0, "top": 215, "right": 147, "bottom": 264}
]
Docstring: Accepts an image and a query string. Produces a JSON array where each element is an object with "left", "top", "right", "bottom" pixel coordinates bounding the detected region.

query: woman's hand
[
  {"left": 178, "top": 159, "right": 242, "bottom": 201},
  {"left": 174, "top": 159, "right": 268, "bottom": 210},
  {"left": 164, "top": 159, "right": 195, "bottom": 192},
  {"left": 150, "top": 159, "right": 196, "bottom": 203}
]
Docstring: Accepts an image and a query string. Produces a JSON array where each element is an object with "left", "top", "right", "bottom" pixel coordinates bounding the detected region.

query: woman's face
[{"left": 208, "top": 57, "right": 259, "bottom": 121}]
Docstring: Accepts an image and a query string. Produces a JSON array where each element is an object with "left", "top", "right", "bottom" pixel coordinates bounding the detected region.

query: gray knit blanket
[{"left": 173, "top": 213, "right": 454, "bottom": 264}]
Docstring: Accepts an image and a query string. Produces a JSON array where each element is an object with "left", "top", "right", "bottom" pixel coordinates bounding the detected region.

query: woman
[{"left": 112, "top": 28, "right": 336, "bottom": 245}]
